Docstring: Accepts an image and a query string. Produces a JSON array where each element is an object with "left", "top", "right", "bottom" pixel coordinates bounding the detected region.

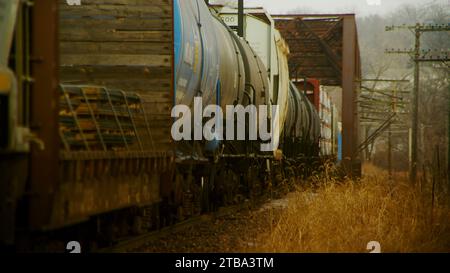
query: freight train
[{"left": 0, "top": 0, "right": 340, "bottom": 250}]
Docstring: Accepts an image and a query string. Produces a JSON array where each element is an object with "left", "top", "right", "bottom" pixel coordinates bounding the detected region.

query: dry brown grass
[{"left": 251, "top": 163, "right": 450, "bottom": 253}]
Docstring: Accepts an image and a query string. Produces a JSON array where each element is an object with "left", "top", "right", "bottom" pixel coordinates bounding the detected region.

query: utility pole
[
  {"left": 388, "top": 121, "right": 392, "bottom": 178},
  {"left": 237, "top": 0, "right": 244, "bottom": 37},
  {"left": 388, "top": 84, "right": 400, "bottom": 179},
  {"left": 412, "top": 24, "right": 421, "bottom": 185},
  {"left": 385, "top": 23, "right": 450, "bottom": 185}
]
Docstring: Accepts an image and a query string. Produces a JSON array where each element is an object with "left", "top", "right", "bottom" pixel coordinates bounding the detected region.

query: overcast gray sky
[{"left": 211, "top": 0, "right": 448, "bottom": 17}]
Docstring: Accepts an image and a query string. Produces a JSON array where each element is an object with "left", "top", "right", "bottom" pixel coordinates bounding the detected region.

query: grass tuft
[{"left": 251, "top": 164, "right": 450, "bottom": 253}]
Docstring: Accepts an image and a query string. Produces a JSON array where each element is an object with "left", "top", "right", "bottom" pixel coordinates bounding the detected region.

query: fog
[{"left": 210, "top": 0, "right": 448, "bottom": 17}]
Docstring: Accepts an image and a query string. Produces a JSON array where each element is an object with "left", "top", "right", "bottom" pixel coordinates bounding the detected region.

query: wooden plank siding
[{"left": 59, "top": 0, "right": 174, "bottom": 154}]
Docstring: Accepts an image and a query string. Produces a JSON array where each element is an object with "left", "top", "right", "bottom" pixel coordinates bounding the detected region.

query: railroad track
[{"left": 102, "top": 201, "right": 257, "bottom": 253}]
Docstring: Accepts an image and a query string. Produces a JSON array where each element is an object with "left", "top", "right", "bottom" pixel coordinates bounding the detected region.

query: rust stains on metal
[
  {"left": 274, "top": 14, "right": 347, "bottom": 86},
  {"left": 342, "top": 15, "right": 361, "bottom": 171},
  {"left": 29, "top": 0, "right": 60, "bottom": 229}
]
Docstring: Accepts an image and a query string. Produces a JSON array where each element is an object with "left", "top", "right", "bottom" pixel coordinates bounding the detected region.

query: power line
[{"left": 385, "top": 23, "right": 449, "bottom": 184}]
